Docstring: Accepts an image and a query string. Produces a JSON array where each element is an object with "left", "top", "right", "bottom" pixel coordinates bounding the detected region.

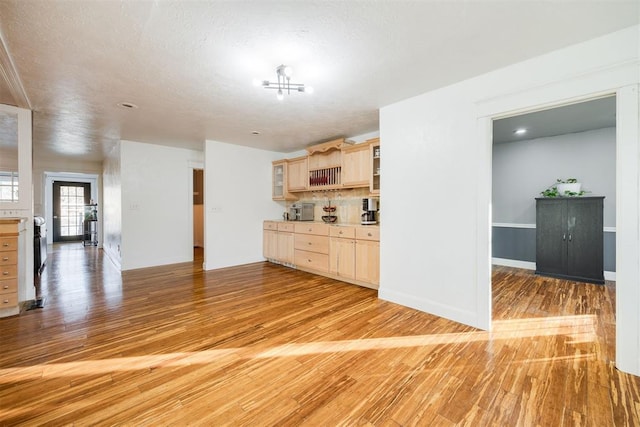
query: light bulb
[
  {"left": 305, "top": 86, "right": 314, "bottom": 94},
  {"left": 252, "top": 78, "right": 261, "bottom": 87},
  {"left": 283, "top": 66, "right": 293, "bottom": 77},
  {"left": 277, "top": 89, "right": 284, "bottom": 101}
]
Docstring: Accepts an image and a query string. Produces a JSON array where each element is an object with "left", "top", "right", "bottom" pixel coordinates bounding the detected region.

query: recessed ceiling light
[
  {"left": 117, "top": 102, "right": 138, "bottom": 109},
  {"left": 252, "top": 131, "right": 260, "bottom": 135},
  {"left": 513, "top": 128, "right": 527, "bottom": 135}
]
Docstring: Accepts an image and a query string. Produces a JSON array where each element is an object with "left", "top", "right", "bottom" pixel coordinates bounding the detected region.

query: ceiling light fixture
[
  {"left": 513, "top": 128, "right": 527, "bottom": 135},
  {"left": 257, "top": 64, "right": 313, "bottom": 100}
]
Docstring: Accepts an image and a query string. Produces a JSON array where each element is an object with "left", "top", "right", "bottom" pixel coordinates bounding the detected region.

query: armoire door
[
  {"left": 535, "top": 198, "right": 568, "bottom": 276},
  {"left": 567, "top": 198, "right": 604, "bottom": 282}
]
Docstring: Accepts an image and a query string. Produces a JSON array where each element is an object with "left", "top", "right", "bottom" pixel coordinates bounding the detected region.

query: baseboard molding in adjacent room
[
  {"left": 492, "top": 258, "right": 536, "bottom": 271},
  {"left": 492, "top": 257, "right": 616, "bottom": 282}
]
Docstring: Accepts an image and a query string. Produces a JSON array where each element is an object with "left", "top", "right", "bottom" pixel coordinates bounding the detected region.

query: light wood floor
[{"left": 1, "top": 244, "right": 638, "bottom": 426}]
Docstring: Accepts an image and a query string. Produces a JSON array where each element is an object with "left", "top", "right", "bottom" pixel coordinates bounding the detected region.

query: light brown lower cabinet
[
  {"left": 263, "top": 229, "right": 278, "bottom": 260},
  {"left": 329, "top": 237, "right": 356, "bottom": 280},
  {"left": 263, "top": 221, "right": 295, "bottom": 265},
  {"left": 355, "top": 240, "right": 380, "bottom": 286},
  {"left": 264, "top": 221, "right": 379, "bottom": 289},
  {"left": 276, "top": 232, "right": 294, "bottom": 264},
  {"left": 0, "top": 218, "right": 24, "bottom": 317},
  {"left": 293, "top": 223, "right": 329, "bottom": 273}
]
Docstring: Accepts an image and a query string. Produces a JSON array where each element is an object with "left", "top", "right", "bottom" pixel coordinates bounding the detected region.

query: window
[{"left": 0, "top": 171, "right": 18, "bottom": 202}]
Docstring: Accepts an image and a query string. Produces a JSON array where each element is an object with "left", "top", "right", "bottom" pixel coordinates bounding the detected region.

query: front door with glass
[{"left": 53, "top": 181, "right": 90, "bottom": 242}]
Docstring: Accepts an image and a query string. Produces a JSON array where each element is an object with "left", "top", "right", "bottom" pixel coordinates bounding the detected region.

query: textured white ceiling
[{"left": 0, "top": 1, "right": 637, "bottom": 162}]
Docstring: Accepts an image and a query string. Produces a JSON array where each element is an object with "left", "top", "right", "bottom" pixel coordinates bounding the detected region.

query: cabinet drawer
[
  {"left": 263, "top": 221, "right": 278, "bottom": 231},
  {"left": 278, "top": 222, "right": 295, "bottom": 232},
  {"left": 0, "top": 292, "right": 18, "bottom": 307},
  {"left": 356, "top": 226, "right": 380, "bottom": 241},
  {"left": 0, "top": 251, "right": 17, "bottom": 265},
  {"left": 330, "top": 226, "right": 356, "bottom": 239},
  {"left": 295, "top": 249, "right": 329, "bottom": 273},
  {"left": 0, "top": 237, "right": 18, "bottom": 252},
  {"left": 294, "top": 223, "right": 329, "bottom": 236},
  {"left": 0, "top": 265, "right": 17, "bottom": 280},
  {"left": 294, "top": 234, "right": 329, "bottom": 254},
  {"left": 0, "top": 279, "right": 17, "bottom": 295}
]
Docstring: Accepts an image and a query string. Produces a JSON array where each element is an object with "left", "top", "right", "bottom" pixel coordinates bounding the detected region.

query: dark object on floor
[
  {"left": 34, "top": 216, "right": 47, "bottom": 274},
  {"left": 26, "top": 298, "right": 45, "bottom": 310}
]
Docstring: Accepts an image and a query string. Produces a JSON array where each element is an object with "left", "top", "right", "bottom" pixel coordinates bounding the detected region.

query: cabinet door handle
[
  {"left": 562, "top": 233, "right": 566, "bottom": 241},
  {"left": 2, "top": 299, "right": 8, "bottom": 304},
  {"left": 2, "top": 257, "right": 8, "bottom": 261},
  {"left": 2, "top": 285, "right": 8, "bottom": 289},
  {"left": 2, "top": 243, "right": 8, "bottom": 247},
  {"left": 367, "top": 233, "right": 372, "bottom": 237},
  {"left": 2, "top": 271, "right": 8, "bottom": 276},
  {"left": 568, "top": 234, "right": 572, "bottom": 242}
]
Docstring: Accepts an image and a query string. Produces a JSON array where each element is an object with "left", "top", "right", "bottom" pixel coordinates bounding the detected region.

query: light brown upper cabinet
[
  {"left": 306, "top": 138, "right": 345, "bottom": 190},
  {"left": 341, "top": 141, "right": 372, "bottom": 188},
  {"left": 369, "top": 137, "right": 380, "bottom": 194},
  {"left": 271, "top": 136, "right": 381, "bottom": 196},
  {"left": 272, "top": 160, "right": 296, "bottom": 201},
  {"left": 286, "top": 156, "right": 308, "bottom": 192}
]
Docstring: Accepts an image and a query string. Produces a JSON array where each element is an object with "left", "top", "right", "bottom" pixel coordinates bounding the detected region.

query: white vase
[{"left": 557, "top": 182, "right": 582, "bottom": 195}]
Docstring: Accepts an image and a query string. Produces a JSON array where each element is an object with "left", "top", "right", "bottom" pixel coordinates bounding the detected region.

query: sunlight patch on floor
[{"left": 0, "top": 315, "right": 597, "bottom": 382}]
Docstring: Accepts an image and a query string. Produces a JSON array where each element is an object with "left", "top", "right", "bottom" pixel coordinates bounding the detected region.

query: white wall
[
  {"left": 103, "top": 142, "right": 122, "bottom": 269},
  {"left": 204, "top": 140, "right": 282, "bottom": 270},
  {"left": 120, "top": 140, "right": 203, "bottom": 270},
  {"left": 380, "top": 25, "right": 639, "bottom": 375},
  {"left": 493, "top": 127, "right": 616, "bottom": 226}
]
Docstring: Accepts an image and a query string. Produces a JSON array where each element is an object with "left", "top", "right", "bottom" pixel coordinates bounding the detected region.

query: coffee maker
[{"left": 361, "top": 198, "right": 378, "bottom": 225}]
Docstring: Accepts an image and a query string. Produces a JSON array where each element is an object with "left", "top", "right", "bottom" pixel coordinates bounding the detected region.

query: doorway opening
[
  {"left": 192, "top": 167, "right": 204, "bottom": 267},
  {"left": 490, "top": 95, "right": 617, "bottom": 321},
  {"left": 490, "top": 95, "right": 616, "bottom": 279}
]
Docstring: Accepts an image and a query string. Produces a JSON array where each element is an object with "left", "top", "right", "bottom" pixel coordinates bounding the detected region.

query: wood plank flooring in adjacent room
[{"left": 1, "top": 244, "right": 639, "bottom": 426}]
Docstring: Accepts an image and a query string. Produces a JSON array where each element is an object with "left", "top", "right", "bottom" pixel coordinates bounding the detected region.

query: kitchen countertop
[{"left": 266, "top": 219, "right": 379, "bottom": 228}]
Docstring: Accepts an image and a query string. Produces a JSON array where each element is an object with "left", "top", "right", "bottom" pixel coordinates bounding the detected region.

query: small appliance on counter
[
  {"left": 361, "top": 198, "right": 378, "bottom": 225},
  {"left": 289, "top": 203, "right": 315, "bottom": 221}
]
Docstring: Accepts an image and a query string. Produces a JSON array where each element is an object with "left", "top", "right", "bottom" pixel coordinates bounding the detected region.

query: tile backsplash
[{"left": 286, "top": 188, "right": 380, "bottom": 224}]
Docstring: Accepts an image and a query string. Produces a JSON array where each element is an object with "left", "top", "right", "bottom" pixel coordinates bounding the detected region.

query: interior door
[{"left": 53, "top": 181, "right": 90, "bottom": 242}]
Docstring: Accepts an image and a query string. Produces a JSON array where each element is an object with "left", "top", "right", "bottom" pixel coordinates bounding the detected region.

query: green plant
[
  {"left": 540, "top": 178, "right": 587, "bottom": 197},
  {"left": 540, "top": 186, "right": 559, "bottom": 197}
]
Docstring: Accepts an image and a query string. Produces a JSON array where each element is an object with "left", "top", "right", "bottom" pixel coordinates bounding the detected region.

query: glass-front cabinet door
[
  {"left": 370, "top": 138, "right": 380, "bottom": 194},
  {"left": 272, "top": 160, "right": 286, "bottom": 200}
]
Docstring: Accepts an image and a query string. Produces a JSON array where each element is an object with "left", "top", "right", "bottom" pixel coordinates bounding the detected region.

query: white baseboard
[
  {"left": 492, "top": 257, "right": 616, "bottom": 282},
  {"left": 492, "top": 258, "right": 536, "bottom": 270},
  {"left": 378, "top": 287, "right": 481, "bottom": 329}
]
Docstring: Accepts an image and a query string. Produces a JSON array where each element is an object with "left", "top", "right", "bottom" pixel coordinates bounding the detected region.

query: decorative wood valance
[{"left": 305, "top": 138, "right": 353, "bottom": 155}]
